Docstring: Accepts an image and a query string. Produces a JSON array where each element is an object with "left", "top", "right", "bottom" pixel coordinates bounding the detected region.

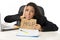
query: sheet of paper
[{"left": 20, "top": 19, "right": 37, "bottom": 29}]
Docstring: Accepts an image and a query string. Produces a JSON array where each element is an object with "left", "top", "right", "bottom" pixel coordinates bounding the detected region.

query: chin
[{"left": 26, "top": 18, "right": 31, "bottom": 20}]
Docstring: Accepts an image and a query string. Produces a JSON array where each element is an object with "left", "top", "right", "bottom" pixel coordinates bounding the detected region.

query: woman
[{"left": 4, "top": 2, "right": 58, "bottom": 32}]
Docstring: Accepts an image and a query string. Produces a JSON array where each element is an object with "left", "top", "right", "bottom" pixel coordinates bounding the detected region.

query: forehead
[{"left": 26, "top": 6, "right": 35, "bottom": 10}]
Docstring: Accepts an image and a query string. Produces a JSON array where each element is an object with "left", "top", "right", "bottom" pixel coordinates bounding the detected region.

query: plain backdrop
[{"left": 0, "top": 0, "right": 60, "bottom": 32}]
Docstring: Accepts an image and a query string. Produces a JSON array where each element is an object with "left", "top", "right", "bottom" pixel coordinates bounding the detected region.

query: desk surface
[{"left": 0, "top": 30, "right": 60, "bottom": 40}]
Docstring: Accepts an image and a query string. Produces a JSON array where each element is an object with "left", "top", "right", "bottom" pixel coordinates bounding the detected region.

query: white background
[{"left": 0, "top": 0, "right": 60, "bottom": 32}]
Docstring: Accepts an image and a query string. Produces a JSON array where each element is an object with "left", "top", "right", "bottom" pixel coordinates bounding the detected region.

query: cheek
[
  {"left": 24, "top": 12, "right": 34, "bottom": 18},
  {"left": 31, "top": 12, "right": 34, "bottom": 16},
  {"left": 30, "top": 13, "right": 34, "bottom": 17},
  {"left": 23, "top": 12, "right": 28, "bottom": 16},
  {"left": 24, "top": 13, "right": 28, "bottom": 16}
]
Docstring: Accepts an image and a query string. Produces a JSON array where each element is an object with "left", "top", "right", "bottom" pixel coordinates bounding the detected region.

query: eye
[
  {"left": 31, "top": 10, "right": 34, "bottom": 13},
  {"left": 25, "top": 9, "right": 28, "bottom": 11},
  {"left": 30, "top": 10, "right": 34, "bottom": 13}
]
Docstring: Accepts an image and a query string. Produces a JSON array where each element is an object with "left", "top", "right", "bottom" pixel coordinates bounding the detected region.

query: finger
[
  {"left": 23, "top": 6, "right": 27, "bottom": 14},
  {"left": 22, "top": 6, "right": 27, "bottom": 17},
  {"left": 33, "top": 24, "right": 38, "bottom": 26},
  {"left": 20, "top": 6, "right": 27, "bottom": 18}
]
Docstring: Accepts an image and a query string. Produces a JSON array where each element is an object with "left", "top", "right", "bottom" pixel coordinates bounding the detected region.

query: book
[{"left": 16, "top": 28, "right": 40, "bottom": 37}]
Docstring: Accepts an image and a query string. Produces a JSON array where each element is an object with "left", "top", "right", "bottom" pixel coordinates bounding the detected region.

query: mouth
[{"left": 25, "top": 16, "right": 31, "bottom": 19}]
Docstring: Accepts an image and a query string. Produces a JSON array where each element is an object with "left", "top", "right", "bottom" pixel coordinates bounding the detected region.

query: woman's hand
[
  {"left": 14, "top": 25, "right": 19, "bottom": 28},
  {"left": 20, "top": 6, "right": 27, "bottom": 19},
  {"left": 33, "top": 24, "right": 42, "bottom": 31}
]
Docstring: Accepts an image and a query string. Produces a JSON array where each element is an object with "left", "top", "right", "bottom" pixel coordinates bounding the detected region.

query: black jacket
[{"left": 4, "top": 14, "right": 58, "bottom": 32}]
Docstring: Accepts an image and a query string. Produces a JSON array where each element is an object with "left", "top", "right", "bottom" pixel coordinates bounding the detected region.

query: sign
[{"left": 20, "top": 19, "right": 37, "bottom": 29}]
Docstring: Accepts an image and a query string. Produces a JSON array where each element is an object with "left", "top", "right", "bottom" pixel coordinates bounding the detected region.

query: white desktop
[{"left": 0, "top": 29, "right": 60, "bottom": 40}]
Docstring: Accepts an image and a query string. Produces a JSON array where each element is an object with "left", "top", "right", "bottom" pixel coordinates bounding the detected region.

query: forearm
[
  {"left": 4, "top": 14, "right": 20, "bottom": 23},
  {"left": 42, "top": 21, "right": 58, "bottom": 32}
]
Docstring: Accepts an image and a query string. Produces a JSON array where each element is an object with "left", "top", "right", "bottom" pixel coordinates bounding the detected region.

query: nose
[{"left": 27, "top": 11, "right": 30, "bottom": 15}]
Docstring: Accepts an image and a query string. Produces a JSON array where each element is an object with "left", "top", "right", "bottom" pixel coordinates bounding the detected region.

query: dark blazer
[
  {"left": 4, "top": 5, "right": 58, "bottom": 32},
  {"left": 4, "top": 14, "right": 58, "bottom": 32}
]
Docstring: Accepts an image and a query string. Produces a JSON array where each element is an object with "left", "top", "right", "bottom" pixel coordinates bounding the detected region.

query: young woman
[{"left": 4, "top": 2, "right": 58, "bottom": 32}]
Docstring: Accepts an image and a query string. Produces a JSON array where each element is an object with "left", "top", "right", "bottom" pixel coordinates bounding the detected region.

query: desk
[{"left": 0, "top": 30, "right": 60, "bottom": 40}]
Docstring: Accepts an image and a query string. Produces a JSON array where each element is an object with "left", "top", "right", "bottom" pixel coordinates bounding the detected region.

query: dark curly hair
[
  {"left": 18, "top": 2, "right": 45, "bottom": 25},
  {"left": 19, "top": 2, "right": 42, "bottom": 19},
  {"left": 26, "top": 2, "right": 42, "bottom": 19}
]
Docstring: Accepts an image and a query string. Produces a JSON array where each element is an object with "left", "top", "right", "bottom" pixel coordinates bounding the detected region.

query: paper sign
[{"left": 20, "top": 19, "right": 37, "bottom": 29}]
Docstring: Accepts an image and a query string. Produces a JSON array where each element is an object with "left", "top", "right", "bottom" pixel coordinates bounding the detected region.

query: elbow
[
  {"left": 42, "top": 24, "right": 58, "bottom": 32},
  {"left": 4, "top": 16, "right": 8, "bottom": 22},
  {"left": 4, "top": 16, "right": 13, "bottom": 23},
  {"left": 53, "top": 25, "right": 58, "bottom": 31}
]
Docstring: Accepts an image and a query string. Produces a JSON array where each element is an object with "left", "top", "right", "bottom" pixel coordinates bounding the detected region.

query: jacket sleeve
[
  {"left": 42, "top": 21, "right": 58, "bottom": 32},
  {"left": 4, "top": 14, "right": 21, "bottom": 23},
  {"left": 40, "top": 16, "right": 58, "bottom": 32}
]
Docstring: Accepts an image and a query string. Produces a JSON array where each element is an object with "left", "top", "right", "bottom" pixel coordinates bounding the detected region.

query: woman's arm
[
  {"left": 4, "top": 14, "right": 21, "bottom": 23},
  {"left": 42, "top": 21, "right": 58, "bottom": 32},
  {"left": 4, "top": 6, "right": 26, "bottom": 23},
  {"left": 37, "top": 16, "right": 58, "bottom": 32}
]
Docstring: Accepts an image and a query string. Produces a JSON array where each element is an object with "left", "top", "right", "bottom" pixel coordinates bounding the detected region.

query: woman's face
[{"left": 23, "top": 6, "right": 35, "bottom": 20}]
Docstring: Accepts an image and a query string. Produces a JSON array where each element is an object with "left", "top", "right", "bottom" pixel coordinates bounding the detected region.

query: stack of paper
[{"left": 16, "top": 28, "right": 40, "bottom": 37}]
